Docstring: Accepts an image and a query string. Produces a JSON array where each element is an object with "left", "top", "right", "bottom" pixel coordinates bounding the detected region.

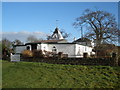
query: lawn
[{"left": 2, "top": 60, "right": 120, "bottom": 88}]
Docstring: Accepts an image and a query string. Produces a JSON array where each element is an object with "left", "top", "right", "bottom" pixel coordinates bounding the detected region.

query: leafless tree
[
  {"left": 73, "top": 9, "right": 119, "bottom": 46},
  {"left": 27, "top": 35, "right": 38, "bottom": 42},
  {"left": 13, "top": 39, "right": 23, "bottom": 45},
  {"left": 47, "top": 35, "right": 52, "bottom": 40},
  {"left": 60, "top": 29, "right": 71, "bottom": 39},
  {"left": 27, "top": 35, "right": 43, "bottom": 42}
]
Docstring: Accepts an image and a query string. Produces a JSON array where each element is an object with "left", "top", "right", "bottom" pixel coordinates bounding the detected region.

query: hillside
[{"left": 2, "top": 60, "right": 120, "bottom": 88}]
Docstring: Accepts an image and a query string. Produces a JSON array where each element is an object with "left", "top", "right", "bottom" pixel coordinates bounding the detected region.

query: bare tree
[
  {"left": 13, "top": 39, "right": 23, "bottom": 45},
  {"left": 27, "top": 35, "right": 43, "bottom": 42},
  {"left": 47, "top": 35, "right": 51, "bottom": 40},
  {"left": 73, "top": 9, "right": 118, "bottom": 46},
  {"left": 60, "top": 29, "right": 71, "bottom": 39},
  {"left": 27, "top": 35, "right": 38, "bottom": 42}
]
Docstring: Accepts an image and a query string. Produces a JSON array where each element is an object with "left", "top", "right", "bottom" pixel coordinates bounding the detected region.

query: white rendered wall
[
  {"left": 37, "top": 44, "right": 41, "bottom": 50},
  {"left": 75, "top": 44, "right": 93, "bottom": 56},
  {"left": 75, "top": 44, "right": 85, "bottom": 56},
  {"left": 26, "top": 45, "right": 31, "bottom": 50},
  {"left": 40, "top": 43, "right": 48, "bottom": 51},
  {"left": 47, "top": 44, "right": 76, "bottom": 56},
  {"left": 15, "top": 46, "right": 26, "bottom": 54},
  {"left": 37, "top": 43, "right": 95, "bottom": 58}
]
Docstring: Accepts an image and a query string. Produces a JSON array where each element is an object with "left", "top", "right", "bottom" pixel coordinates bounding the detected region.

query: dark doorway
[
  {"left": 26, "top": 46, "right": 30, "bottom": 50},
  {"left": 31, "top": 44, "right": 37, "bottom": 51}
]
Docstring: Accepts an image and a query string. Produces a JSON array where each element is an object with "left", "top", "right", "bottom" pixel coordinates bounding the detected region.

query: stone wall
[{"left": 21, "top": 57, "right": 118, "bottom": 66}]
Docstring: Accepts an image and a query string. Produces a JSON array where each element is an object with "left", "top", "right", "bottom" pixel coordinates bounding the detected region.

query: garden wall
[{"left": 21, "top": 57, "right": 119, "bottom": 66}]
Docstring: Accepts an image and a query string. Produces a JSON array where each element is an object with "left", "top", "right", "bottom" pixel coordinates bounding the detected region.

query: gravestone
[
  {"left": 11, "top": 53, "right": 20, "bottom": 62},
  {"left": 112, "top": 52, "right": 118, "bottom": 66}
]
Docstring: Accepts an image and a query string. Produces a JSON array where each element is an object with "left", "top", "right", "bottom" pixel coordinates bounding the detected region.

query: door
[{"left": 31, "top": 44, "right": 37, "bottom": 51}]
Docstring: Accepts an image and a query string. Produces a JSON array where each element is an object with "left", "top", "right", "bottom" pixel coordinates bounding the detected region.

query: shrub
[
  {"left": 43, "top": 50, "right": 54, "bottom": 58},
  {"left": 22, "top": 50, "right": 33, "bottom": 57},
  {"left": 33, "top": 50, "right": 44, "bottom": 58}
]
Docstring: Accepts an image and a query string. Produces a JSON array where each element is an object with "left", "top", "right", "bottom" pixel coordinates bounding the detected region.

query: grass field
[{"left": 2, "top": 60, "right": 120, "bottom": 88}]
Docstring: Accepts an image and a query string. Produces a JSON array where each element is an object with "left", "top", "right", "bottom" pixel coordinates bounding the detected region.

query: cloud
[{"left": 1, "top": 31, "right": 50, "bottom": 43}]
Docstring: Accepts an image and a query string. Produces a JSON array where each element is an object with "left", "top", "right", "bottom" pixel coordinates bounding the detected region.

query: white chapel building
[{"left": 15, "top": 27, "right": 95, "bottom": 58}]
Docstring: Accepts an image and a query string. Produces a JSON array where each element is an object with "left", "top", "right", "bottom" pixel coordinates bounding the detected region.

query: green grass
[{"left": 2, "top": 60, "right": 120, "bottom": 88}]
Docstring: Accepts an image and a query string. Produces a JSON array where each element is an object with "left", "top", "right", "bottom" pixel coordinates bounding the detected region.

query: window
[
  {"left": 52, "top": 46, "right": 57, "bottom": 54},
  {"left": 31, "top": 44, "right": 37, "bottom": 50},
  {"left": 26, "top": 46, "right": 30, "bottom": 50}
]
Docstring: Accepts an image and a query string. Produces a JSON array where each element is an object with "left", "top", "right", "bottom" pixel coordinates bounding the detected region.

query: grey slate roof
[{"left": 73, "top": 38, "right": 91, "bottom": 43}]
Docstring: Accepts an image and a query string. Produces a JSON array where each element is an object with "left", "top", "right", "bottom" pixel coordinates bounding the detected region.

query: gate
[{"left": 10, "top": 53, "right": 20, "bottom": 62}]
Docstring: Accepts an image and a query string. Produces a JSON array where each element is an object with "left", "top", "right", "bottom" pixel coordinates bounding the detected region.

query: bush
[
  {"left": 2, "top": 47, "right": 12, "bottom": 61},
  {"left": 22, "top": 50, "right": 33, "bottom": 57},
  {"left": 43, "top": 50, "right": 54, "bottom": 58},
  {"left": 33, "top": 50, "right": 44, "bottom": 58}
]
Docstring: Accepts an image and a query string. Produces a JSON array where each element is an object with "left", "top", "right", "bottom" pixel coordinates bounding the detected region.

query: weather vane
[{"left": 56, "top": 20, "right": 59, "bottom": 27}]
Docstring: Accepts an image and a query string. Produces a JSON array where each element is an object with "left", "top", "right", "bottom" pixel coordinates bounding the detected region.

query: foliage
[
  {"left": 32, "top": 50, "right": 44, "bottom": 58},
  {"left": 43, "top": 50, "right": 54, "bottom": 58},
  {"left": 2, "top": 38, "right": 13, "bottom": 60},
  {"left": 21, "top": 50, "right": 55, "bottom": 60},
  {"left": 73, "top": 9, "right": 118, "bottom": 45},
  {"left": 2, "top": 38, "right": 12, "bottom": 49},
  {"left": 22, "top": 50, "right": 33, "bottom": 57},
  {"left": 94, "top": 44, "right": 117, "bottom": 57},
  {"left": 2, "top": 60, "right": 120, "bottom": 88},
  {"left": 0, "top": 42, "right": 2, "bottom": 59}
]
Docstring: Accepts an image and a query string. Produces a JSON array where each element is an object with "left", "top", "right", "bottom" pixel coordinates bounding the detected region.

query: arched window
[
  {"left": 26, "top": 46, "right": 30, "bottom": 50},
  {"left": 52, "top": 46, "right": 57, "bottom": 54}
]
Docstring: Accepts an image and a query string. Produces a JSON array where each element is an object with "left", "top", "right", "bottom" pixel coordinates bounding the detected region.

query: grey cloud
[{"left": 1, "top": 31, "right": 49, "bottom": 43}]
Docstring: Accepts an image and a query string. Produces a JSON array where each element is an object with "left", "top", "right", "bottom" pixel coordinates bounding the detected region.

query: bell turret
[{"left": 51, "top": 27, "right": 64, "bottom": 40}]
